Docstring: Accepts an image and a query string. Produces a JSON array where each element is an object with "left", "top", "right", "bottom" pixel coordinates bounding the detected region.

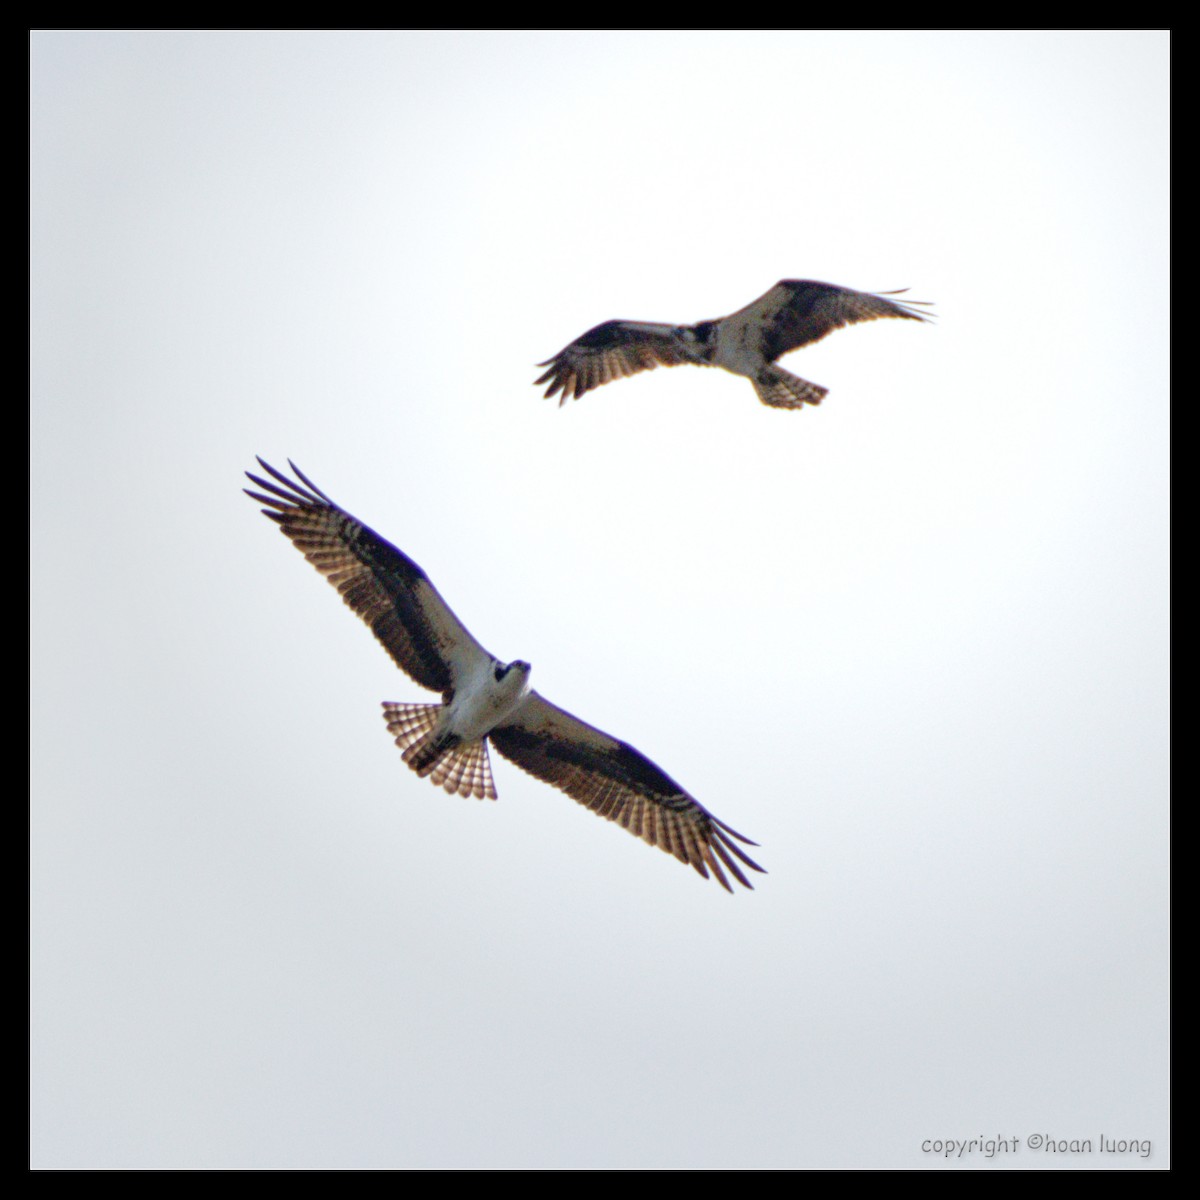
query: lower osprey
[
  {"left": 245, "top": 460, "right": 764, "bottom": 892},
  {"left": 536, "top": 278, "right": 932, "bottom": 409}
]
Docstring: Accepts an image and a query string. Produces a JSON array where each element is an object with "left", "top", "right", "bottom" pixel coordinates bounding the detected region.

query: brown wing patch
[{"left": 757, "top": 280, "right": 933, "bottom": 361}]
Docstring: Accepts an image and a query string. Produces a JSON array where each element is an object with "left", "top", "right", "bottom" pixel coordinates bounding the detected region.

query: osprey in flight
[
  {"left": 536, "top": 279, "right": 932, "bottom": 410},
  {"left": 245, "top": 459, "right": 765, "bottom": 891}
]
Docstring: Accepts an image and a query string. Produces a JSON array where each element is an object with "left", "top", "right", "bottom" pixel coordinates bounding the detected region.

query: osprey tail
[
  {"left": 752, "top": 366, "right": 827, "bottom": 410},
  {"left": 382, "top": 702, "right": 497, "bottom": 800}
]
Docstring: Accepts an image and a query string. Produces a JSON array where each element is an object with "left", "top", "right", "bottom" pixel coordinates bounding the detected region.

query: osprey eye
[{"left": 494, "top": 664, "right": 507, "bottom": 681}]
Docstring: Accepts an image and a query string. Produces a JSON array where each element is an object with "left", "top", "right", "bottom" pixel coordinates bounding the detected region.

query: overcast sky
[{"left": 31, "top": 31, "right": 1168, "bottom": 1169}]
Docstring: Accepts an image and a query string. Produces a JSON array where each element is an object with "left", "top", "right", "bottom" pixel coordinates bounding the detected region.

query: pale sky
[{"left": 31, "top": 31, "right": 1168, "bottom": 1169}]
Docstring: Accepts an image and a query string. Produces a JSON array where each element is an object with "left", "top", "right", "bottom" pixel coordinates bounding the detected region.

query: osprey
[
  {"left": 245, "top": 459, "right": 765, "bottom": 892},
  {"left": 536, "top": 279, "right": 932, "bottom": 409}
]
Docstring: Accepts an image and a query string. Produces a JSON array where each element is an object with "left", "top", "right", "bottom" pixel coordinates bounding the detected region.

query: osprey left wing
[
  {"left": 491, "top": 692, "right": 764, "bottom": 892},
  {"left": 535, "top": 320, "right": 700, "bottom": 404},
  {"left": 245, "top": 458, "right": 490, "bottom": 697}
]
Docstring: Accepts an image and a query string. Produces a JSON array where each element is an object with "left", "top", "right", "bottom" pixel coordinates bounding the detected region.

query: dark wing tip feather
[
  {"left": 657, "top": 805, "right": 764, "bottom": 893},
  {"left": 533, "top": 356, "right": 575, "bottom": 402},
  {"left": 244, "top": 458, "right": 334, "bottom": 512},
  {"left": 710, "top": 817, "right": 767, "bottom": 875},
  {"left": 710, "top": 814, "right": 761, "bottom": 849},
  {"left": 688, "top": 815, "right": 767, "bottom": 892},
  {"left": 282, "top": 458, "right": 336, "bottom": 503},
  {"left": 534, "top": 365, "right": 573, "bottom": 403},
  {"left": 867, "top": 287, "right": 936, "bottom": 321}
]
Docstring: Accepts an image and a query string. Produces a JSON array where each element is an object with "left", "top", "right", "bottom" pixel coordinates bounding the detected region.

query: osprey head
[
  {"left": 494, "top": 659, "right": 531, "bottom": 682},
  {"left": 684, "top": 321, "right": 719, "bottom": 363},
  {"left": 493, "top": 659, "right": 532, "bottom": 697},
  {"left": 489, "top": 659, "right": 532, "bottom": 717}
]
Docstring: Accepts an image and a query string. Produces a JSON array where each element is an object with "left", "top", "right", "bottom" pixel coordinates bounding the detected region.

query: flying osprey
[
  {"left": 245, "top": 459, "right": 765, "bottom": 892},
  {"left": 536, "top": 279, "right": 932, "bottom": 409}
]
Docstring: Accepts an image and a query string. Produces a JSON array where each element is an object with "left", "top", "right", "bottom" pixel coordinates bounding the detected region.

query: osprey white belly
[
  {"left": 711, "top": 316, "right": 764, "bottom": 379},
  {"left": 444, "top": 658, "right": 532, "bottom": 742}
]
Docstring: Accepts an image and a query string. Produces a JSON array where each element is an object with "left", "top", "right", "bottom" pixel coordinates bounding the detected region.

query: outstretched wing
[
  {"left": 735, "top": 279, "right": 933, "bottom": 363},
  {"left": 490, "top": 692, "right": 765, "bottom": 892},
  {"left": 535, "top": 320, "right": 699, "bottom": 404},
  {"left": 244, "top": 459, "right": 491, "bottom": 696}
]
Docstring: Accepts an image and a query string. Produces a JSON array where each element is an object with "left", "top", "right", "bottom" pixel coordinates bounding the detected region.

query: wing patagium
[{"left": 246, "top": 460, "right": 764, "bottom": 891}]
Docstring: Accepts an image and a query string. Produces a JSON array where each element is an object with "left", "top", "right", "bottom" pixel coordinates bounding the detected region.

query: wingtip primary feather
[
  {"left": 284, "top": 459, "right": 336, "bottom": 505},
  {"left": 533, "top": 362, "right": 572, "bottom": 404},
  {"left": 871, "top": 289, "right": 936, "bottom": 321}
]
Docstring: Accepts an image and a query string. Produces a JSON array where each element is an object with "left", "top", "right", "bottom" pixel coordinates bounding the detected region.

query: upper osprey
[
  {"left": 536, "top": 279, "right": 932, "bottom": 410},
  {"left": 245, "top": 460, "right": 764, "bottom": 892}
]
